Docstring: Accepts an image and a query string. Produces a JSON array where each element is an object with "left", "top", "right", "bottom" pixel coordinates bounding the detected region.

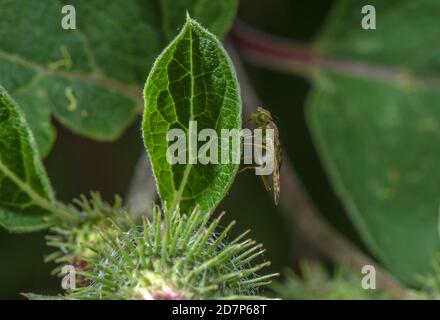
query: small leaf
[
  {"left": 143, "top": 17, "right": 242, "bottom": 213},
  {"left": 0, "top": 85, "right": 56, "bottom": 232},
  {"left": 0, "top": 0, "right": 238, "bottom": 156}
]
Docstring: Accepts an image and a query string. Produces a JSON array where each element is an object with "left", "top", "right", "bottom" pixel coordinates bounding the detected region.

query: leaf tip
[{"left": 186, "top": 10, "right": 192, "bottom": 23}]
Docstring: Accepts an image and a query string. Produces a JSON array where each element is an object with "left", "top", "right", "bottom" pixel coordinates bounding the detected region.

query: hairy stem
[{"left": 125, "top": 152, "right": 156, "bottom": 218}]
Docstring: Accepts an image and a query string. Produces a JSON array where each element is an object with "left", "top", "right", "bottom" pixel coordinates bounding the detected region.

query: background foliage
[{"left": 1, "top": 0, "right": 439, "bottom": 299}]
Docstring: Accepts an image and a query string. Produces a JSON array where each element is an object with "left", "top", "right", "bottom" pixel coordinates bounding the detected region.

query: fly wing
[
  {"left": 273, "top": 156, "right": 280, "bottom": 205},
  {"left": 269, "top": 121, "right": 281, "bottom": 205},
  {"left": 261, "top": 174, "right": 271, "bottom": 192}
]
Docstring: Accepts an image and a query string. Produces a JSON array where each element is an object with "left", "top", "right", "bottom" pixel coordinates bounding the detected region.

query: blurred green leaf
[
  {"left": 143, "top": 17, "right": 241, "bottom": 213},
  {"left": 0, "top": 0, "right": 238, "bottom": 156},
  {"left": 0, "top": 85, "right": 55, "bottom": 232},
  {"left": 273, "top": 262, "right": 389, "bottom": 300},
  {"left": 308, "top": 0, "right": 440, "bottom": 283},
  {"left": 410, "top": 253, "right": 440, "bottom": 299}
]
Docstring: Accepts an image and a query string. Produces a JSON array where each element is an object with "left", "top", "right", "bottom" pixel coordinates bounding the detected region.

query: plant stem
[
  {"left": 125, "top": 152, "right": 156, "bottom": 218},
  {"left": 225, "top": 40, "right": 409, "bottom": 299},
  {"left": 51, "top": 202, "right": 80, "bottom": 223},
  {"left": 229, "top": 20, "right": 425, "bottom": 84}
]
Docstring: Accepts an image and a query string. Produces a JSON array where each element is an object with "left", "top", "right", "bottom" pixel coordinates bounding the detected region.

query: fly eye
[{"left": 258, "top": 113, "right": 267, "bottom": 123}]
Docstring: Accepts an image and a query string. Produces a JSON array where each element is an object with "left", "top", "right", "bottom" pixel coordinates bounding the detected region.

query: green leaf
[
  {"left": 0, "top": 85, "right": 56, "bottom": 232},
  {"left": 308, "top": 0, "right": 440, "bottom": 283},
  {"left": 143, "top": 16, "right": 242, "bottom": 213},
  {"left": 0, "top": 0, "right": 238, "bottom": 156}
]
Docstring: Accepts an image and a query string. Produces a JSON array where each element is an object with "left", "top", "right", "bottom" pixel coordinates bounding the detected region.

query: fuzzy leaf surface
[
  {"left": 0, "top": 85, "right": 56, "bottom": 232},
  {"left": 143, "top": 17, "right": 241, "bottom": 213}
]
